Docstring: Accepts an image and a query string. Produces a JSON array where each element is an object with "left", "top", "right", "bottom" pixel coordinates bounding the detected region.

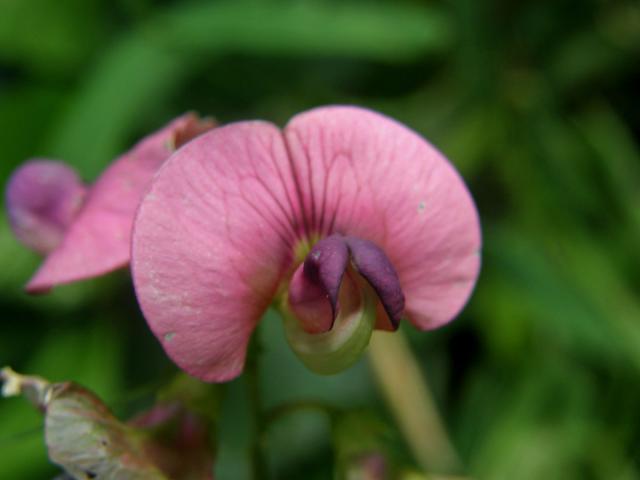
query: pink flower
[
  {"left": 6, "top": 113, "right": 215, "bottom": 292},
  {"left": 131, "top": 106, "right": 481, "bottom": 382}
]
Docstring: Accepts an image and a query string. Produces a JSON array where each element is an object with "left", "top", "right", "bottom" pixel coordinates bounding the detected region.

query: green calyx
[
  {"left": 280, "top": 282, "right": 377, "bottom": 375},
  {"left": 292, "top": 232, "right": 322, "bottom": 263}
]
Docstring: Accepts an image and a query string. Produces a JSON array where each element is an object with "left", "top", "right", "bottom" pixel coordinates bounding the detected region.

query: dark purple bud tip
[
  {"left": 288, "top": 234, "right": 404, "bottom": 333},
  {"left": 288, "top": 234, "right": 349, "bottom": 333},
  {"left": 345, "top": 237, "right": 405, "bottom": 329},
  {"left": 303, "top": 234, "right": 350, "bottom": 318}
]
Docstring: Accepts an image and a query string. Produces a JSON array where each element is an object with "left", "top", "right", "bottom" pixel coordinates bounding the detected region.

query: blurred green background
[{"left": 1, "top": 0, "right": 639, "bottom": 478}]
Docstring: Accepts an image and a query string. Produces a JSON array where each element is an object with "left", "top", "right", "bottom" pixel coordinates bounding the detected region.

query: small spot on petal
[
  {"left": 164, "top": 332, "right": 176, "bottom": 342},
  {"left": 417, "top": 201, "right": 426, "bottom": 213}
]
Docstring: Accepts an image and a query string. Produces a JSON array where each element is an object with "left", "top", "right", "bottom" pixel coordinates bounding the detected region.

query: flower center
[
  {"left": 288, "top": 234, "right": 405, "bottom": 333},
  {"left": 280, "top": 234, "right": 405, "bottom": 374}
]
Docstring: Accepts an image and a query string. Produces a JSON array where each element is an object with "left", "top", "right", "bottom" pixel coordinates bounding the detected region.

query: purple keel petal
[
  {"left": 284, "top": 106, "right": 481, "bottom": 330},
  {"left": 345, "top": 236, "right": 404, "bottom": 329},
  {"left": 132, "top": 121, "right": 300, "bottom": 382},
  {"left": 288, "top": 234, "right": 349, "bottom": 333},
  {"left": 26, "top": 113, "right": 214, "bottom": 292},
  {"left": 6, "top": 160, "right": 86, "bottom": 254}
]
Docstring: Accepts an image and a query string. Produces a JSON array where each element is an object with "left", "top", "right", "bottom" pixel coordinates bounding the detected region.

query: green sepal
[{"left": 281, "top": 283, "right": 377, "bottom": 375}]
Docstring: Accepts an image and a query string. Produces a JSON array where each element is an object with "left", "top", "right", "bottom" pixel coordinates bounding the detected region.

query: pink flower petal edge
[
  {"left": 25, "top": 113, "right": 215, "bottom": 293},
  {"left": 131, "top": 106, "right": 481, "bottom": 381}
]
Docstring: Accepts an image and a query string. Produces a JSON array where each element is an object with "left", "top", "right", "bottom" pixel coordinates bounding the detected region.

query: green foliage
[{"left": 1, "top": 0, "right": 638, "bottom": 478}]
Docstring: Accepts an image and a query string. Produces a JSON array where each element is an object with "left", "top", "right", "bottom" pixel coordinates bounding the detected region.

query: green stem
[
  {"left": 246, "top": 331, "right": 268, "bottom": 480},
  {"left": 367, "top": 330, "right": 462, "bottom": 474}
]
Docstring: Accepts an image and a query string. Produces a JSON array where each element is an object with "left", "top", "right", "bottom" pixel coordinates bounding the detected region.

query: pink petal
[
  {"left": 26, "top": 113, "right": 214, "bottom": 293},
  {"left": 6, "top": 160, "right": 86, "bottom": 255},
  {"left": 131, "top": 121, "right": 300, "bottom": 382},
  {"left": 284, "top": 106, "right": 481, "bottom": 330}
]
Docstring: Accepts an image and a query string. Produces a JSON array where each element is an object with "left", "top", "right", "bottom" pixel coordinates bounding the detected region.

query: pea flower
[
  {"left": 6, "top": 114, "right": 215, "bottom": 292},
  {"left": 131, "top": 106, "right": 481, "bottom": 382}
]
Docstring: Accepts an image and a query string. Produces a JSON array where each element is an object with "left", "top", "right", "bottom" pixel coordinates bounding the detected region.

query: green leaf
[
  {"left": 45, "top": 0, "right": 451, "bottom": 176},
  {"left": 574, "top": 103, "right": 640, "bottom": 234},
  {"left": 0, "top": 0, "right": 105, "bottom": 74},
  {"left": 155, "top": 0, "right": 451, "bottom": 61},
  {"left": 549, "top": 3, "right": 640, "bottom": 91},
  {"left": 0, "top": 319, "right": 123, "bottom": 479},
  {"left": 1, "top": 369, "right": 215, "bottom": 480},
  {"left": 45, "top": 382, "right": 168, "bottom": 480}
]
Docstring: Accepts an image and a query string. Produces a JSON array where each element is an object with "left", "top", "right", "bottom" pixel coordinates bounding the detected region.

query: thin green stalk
[
  {"left": 368, "top": 330, "right": 462, "bottom": 475},
  {"left": 246, "top": 331, "right": 268, "bottom": 480}
]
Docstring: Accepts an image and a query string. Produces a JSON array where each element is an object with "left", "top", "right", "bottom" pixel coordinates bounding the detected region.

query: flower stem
[
  {"left": 246, "top": 331, "right": 269, "bottom": 480},
  {"left": 367, "top": 331, "right": 462, "bottom": 474}
]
